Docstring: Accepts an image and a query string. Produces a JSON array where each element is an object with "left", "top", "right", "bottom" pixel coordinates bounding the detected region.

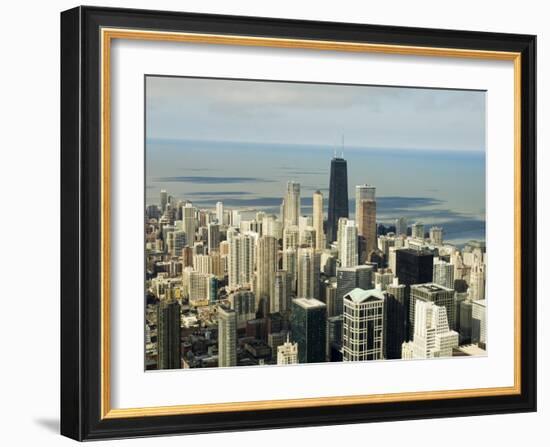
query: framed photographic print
[{"left": 60, "top": 6, "right": 537, "bottom": 441}]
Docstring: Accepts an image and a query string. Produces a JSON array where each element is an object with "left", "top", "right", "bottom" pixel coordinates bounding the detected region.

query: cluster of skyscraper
[{"left": 145, "top": 155, "right": 487, "bottom": 370}]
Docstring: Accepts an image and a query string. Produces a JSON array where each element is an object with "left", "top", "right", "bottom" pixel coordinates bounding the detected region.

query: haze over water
[{"left": 146, "top": 138, "right": 485, "bottom": 246}]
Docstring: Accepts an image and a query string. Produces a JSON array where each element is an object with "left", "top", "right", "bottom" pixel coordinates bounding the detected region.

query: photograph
[{"left": 144, "top": 76, "right": 488, "bottom": 370}]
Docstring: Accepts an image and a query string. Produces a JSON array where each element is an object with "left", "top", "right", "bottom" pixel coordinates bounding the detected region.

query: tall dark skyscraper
[
  {"left": 157, "top": 300, "right": 181, "bottom": 370},
  {"left": 385, "top": 281, "right": 407, "bottom": 359},
  {"left": 395, "top": 248, "right": 434, "bottom": 340},
  {"left": 327, "top": 156, "right": 349, "bottom": 243},
  {"left": 396, "top": 249, "right": 434, "bottom": 287},
  {"left": 290, "top": 298, "right": 327, "bottom": 364}
]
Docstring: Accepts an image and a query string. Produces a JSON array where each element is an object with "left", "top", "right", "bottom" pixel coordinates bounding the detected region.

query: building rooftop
[
  {"left": 344, "top": 288, "right": 385, "bottom": 304},
  {"left": 411, "top": 283, "right": 454, "bottom": 293},
  {"left": 397, "top": 247, "right": 434, "bottom": 256},
  {"left": 337, "top": 264, "right": 374, "bottom": 273},
  {"left": 454, "top": 344, "right": 487, "bottom": 356},
  {"left": 293, "top": 297, "right": 326, "bottom": 309}
]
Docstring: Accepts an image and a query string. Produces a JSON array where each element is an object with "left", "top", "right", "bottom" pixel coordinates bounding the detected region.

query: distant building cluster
[{"left": 145, "top": 155, "right": 487, "bottom": 370}]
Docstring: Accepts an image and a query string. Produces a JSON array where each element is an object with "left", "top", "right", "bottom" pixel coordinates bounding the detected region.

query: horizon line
[{"left": 145, "top": 136, "right": 485, "bottom": 155}]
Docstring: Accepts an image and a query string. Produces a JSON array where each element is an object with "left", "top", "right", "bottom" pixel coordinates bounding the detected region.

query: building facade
[
  {"left": 290, "top": 297, "right": 327, "bottom": 364},
  {"left": 433, "top": 258, "right": 455, "bottom": 289},
  {"left": 327, "top": 156, "right": 349, "bottom": 243},
  {"left": 256, "top": 235, "right": 278, "bottom": 306},
  {"left": 409, "top": 283, "right": 456, "bottom": 336},
  {"left": 297, "top": 248, "right": 321, "bottom": 299},
  {"left": 218, "top": 306, "right": 237, "bottom": 367},
  {"left": 339, "top": 219, "right": 359, "bottom": 268},
  {"left": 356, "top": 184, "right": 377, "bottom": 260},
  {"left": 284, "top": 181, "right": 301, "bottom": 227},
  {"left": 157, "top": 300, "right": 181, "bottom": 369},
  {"left": 342, "top": 288, "right": 385, "bottom": 361},
  {"left": 313, "top": 190, "right": 325, "bottom": 250},
  {"left": 277, "top": 336, "right": 299, "bottom": 365},
  {"left": 385, "top": 279, "right": 407, "bottom": 359},
  {"left": 402, "top": 300, "right": 458, "bottom": 359}
]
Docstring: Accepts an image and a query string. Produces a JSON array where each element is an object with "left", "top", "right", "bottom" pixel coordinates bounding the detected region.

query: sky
[{"left": 145, "top": 76, "right": 486, "bottom": 152}]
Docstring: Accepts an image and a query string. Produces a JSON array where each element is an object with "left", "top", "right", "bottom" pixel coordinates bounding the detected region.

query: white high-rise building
[
  {"left": 228, "top": 232, "right": 255, "bottom": 290},
  {"left": 297, "top": 248, "right": 320, "bottom": 299},
  {"left": 472, "top": 299, "right": 487, "bottom": 346},
  {"left": 298, "top": 215, "right": 312, "bottom": 234},
  {"left": 207, "top": 222, "right": 220, "bottom": 253},
  {"left": 451, "top": 250, "right": 470, "bottom": 281},
  {"left": 336, "top": 217, "right": 348, "bottom": 254},
  {"left": 187, "top": 271, "right": 216, "bottom": 306},
  {"left": 256, "top": 235, "right": 278, "bottom": 305},
  {"left": 412, "top": 222, "right": 425, "bottom": 240},
  {"left": 216, "top": 201, "right": 224, "bottom": 224},
  {"left": 388, "top": 246, "right": 398, "bottom": 273},
  {"left": 433, "top": 258, "right": 455, "bottom": 289},
  {"left": 277, "top": 335, "right": 298, "bottom": 365},
  {"left": 272, "top": 270, "right": 291, "bottom": 313},
  {"left": 283, "top": 225, "right": 300, "bottom": 251},
  {"left": 264, "top": 215, "right": 283, "bottom": 240},
  {"left": 342, "top": 288, "right": 385, "bottom": 361},
  {"left": 429, "top": 226, "right": 443, "bottom": 245},
  {"left": 284, "top": 181, "right": 301, "bottom": 227},
  {"left": 226, "top": 228, "right": 242, "bottom": 290},
  {"left": 269, "top": 270, "right": 291, "bottom": 313},
  {"left": 182, "top": 203, "right": 195, "bottom": 247},
  {"left": 283, "top": 248, "right": 298, "bottom": 293},
  {"left": 469, "top": 262, "right": 486, "bottom": 301},
  {"left": 312, "top": 190, "right": 325, "bottom": 250},
  {"left": 401, "top": 300, "right": 458, "bottom": 359},
  {"left": 463, "top": 242, "right": 485, "bottom": 267},
  {"left": 300, "top": 226, "right": 316, "bottom": 248},
  {"left": 409, "top": 283, "right": 456, "bottom": 336},
  {"left": 231, "top": 210, "right": 241, "bottom": 227},
  {"left": 193, "top": 254, "right": 213, "bottom": 274},
  {"left": 377, "top": 235, "right": 395, "bottom": 259},
  {"left": 340, "top": 220, "right": 358, "bottom": 268},
  {"left": 218, "top": 306, "right": 237, "bottom": 367},
  {"left": 395, "top": 217, "right": 408, "bottom": 236}
]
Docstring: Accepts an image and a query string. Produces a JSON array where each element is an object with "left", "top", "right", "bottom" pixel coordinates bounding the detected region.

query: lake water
[{"left": 146, "top": 138, "right": 486, "bottom": 246}]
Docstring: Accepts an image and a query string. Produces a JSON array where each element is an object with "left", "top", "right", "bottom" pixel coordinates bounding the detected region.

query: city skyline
[{"left": 145, "top": 76, "right": 487, "bottom": 372}]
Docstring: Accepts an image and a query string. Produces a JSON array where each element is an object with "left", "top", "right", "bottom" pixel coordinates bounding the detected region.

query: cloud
[{"left": 145, "top": 76, "right": 486, "bottom": 152}]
